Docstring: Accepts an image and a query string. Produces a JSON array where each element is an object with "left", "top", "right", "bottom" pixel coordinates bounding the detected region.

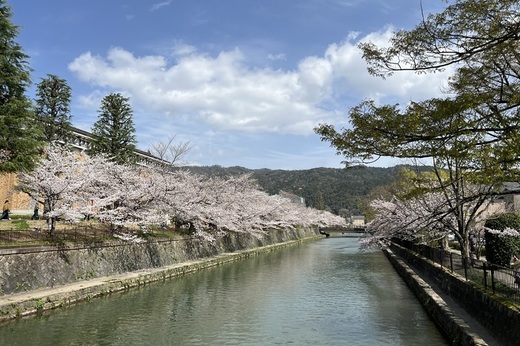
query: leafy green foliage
[
  {"left": 88, "top": 93, "right": 137, "bottom": 164},
  {"left": 315, "top": 0, "right": 520, "bottom": 261},
  {"left": 359, "top": 0, "right": 520, "bottom": 78},
  {"left": 315, "top": 0, "right": 520, "bottom": 184},
  {"left": 484, "top": 213, "right": 520, "bottom": 267},
  {"left": 0, "top": 0, "right": 43, "bottom": 172}
]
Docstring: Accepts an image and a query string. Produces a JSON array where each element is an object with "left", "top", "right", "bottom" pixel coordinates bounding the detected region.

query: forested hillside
[{"left": 178, "top": 165, "right": 420, "bottom": 215}]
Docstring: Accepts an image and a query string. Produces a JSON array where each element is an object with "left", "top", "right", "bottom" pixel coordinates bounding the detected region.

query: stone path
[
  {"left": 0, "top": 263, "right": 194, "bottom": 320},
  {"left": 409, "top": 263, "right": 501, "bottom": 345}
]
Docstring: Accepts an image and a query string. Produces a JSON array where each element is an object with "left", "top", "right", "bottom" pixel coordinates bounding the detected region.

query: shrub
[{"left": 484, "top": 213, "right": 520, "bottom": 267}]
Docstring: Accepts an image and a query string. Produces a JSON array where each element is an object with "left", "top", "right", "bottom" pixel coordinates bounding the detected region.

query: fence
[
  {"left": 0, "top": 228, "right": 114, "bottom": 245},
  {"left": 392, "top": 238, "right": 520, "bottom": 305}
]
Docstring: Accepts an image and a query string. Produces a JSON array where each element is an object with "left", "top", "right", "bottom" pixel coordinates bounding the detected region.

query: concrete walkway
[{"left": 410, "top": 264, "right": 500, "bottom": 345}]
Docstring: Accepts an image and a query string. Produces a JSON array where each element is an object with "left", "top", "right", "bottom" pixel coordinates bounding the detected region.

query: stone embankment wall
[
  {"left": 386, "top": 242, "right": 520, "bottom": 346},
  {"left": 0, "top": 227, "right": 318, "bottom": 296}
]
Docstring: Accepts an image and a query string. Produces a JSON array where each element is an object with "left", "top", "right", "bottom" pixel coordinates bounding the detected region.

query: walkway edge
[
  {"left": 0, "top": 236, "right": 320, "bottom": 322},
  {"left": 383, "top": 246, "right": 489, "bottom": 346}
]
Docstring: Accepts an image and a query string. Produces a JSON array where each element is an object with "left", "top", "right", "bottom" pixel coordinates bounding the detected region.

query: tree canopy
[
  {"left": 0, "top": 0, "right": 43, "bottom": 172},
  {"left": 35, "top": 74, "right": 73, "bottom": 145},
  {"left": 314, "top": 0, "right": 520, "bottom": 256},
  {"left": 316, "top": 0, "right": 520, "bottom": 179},
  {"left": 88, "top": 93, "right": 137, "bottom": 165},
  {"left": 359, "top": 0, "right": 520, "bottom": 78},
  {"left": 19, "top": 146, "right": 345, "bottom": 239}
]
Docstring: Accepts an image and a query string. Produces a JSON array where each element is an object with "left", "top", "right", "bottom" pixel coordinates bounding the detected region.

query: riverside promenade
[{"left": 383, "top": 246, "right": 501, "bottom": 346}]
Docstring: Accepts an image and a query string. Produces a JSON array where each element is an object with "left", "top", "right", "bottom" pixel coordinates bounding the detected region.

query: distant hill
[{"left": 176, "top": 165, "right": 420, "bottom": 215}]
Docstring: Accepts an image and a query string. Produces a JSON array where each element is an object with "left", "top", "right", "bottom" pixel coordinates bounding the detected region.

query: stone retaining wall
[
  {"left": 0, "top": 227, "right": 318, "bottom": 296},
  {"left": 387, "top": 242, "right": 520, "bottom": 346},
  {"left": 0, "top": 232, "right": 320, "bottom": 321}
]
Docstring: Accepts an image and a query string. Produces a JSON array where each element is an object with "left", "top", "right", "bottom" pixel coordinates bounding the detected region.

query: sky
[{"left": 10, "top": 0, "right": 452, "bottom": 170}]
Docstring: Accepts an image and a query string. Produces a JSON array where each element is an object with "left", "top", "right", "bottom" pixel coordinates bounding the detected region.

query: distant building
[
  {"left": 0, "top": 126, "right": 165, "bottom": 214},
  {"left": 278, "top": 191, "right": 306, "bottom": 206},
  {"left": 463, "top": 182, "right": 520, "bottom": 232},
  {"left": 351, "top": 215, "right": 365, "bottom": 227},
  {"left": 481, "top": 182, "right": 520, "bottom": 216},
  {"left": 67, "top": 126, "right": 166, "bottom": 167},
  {"left": 501, "top": 182, "right": 520, "bottom": 212}
]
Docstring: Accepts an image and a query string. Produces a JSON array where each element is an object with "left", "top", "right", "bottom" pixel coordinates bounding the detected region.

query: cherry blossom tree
[
  {"left": 17, "top": 145, "right": 109, "bottom": 234},
  {"left": 90, "top": 163, "right": 170, "bottom": 230},
  {"left": 18, "top": 146, "right": 345, "bottom": 241},
  {"left": 362, "top": 182, "right": 495, "bottom": 261},
  {"left": 163, "top": 172, "right": 345, "bottom": 241}
]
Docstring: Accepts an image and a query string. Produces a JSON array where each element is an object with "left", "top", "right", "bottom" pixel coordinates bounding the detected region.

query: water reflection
[{"left": 0, "top": 237, "right": 447, "bottom": 345}]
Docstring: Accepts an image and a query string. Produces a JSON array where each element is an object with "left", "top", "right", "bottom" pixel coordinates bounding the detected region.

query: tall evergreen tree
[
  {"left": 0, "top": 0, "right": 43, "bottom": 172},
  {"left": 88, "top": 93, "right": 137, "bottom": 165},
  {"left": 35, "top": 74, "right": 73, "bottom": 145}
]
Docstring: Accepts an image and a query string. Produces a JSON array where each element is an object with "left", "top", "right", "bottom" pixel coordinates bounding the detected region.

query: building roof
[{"left": 70, "top": 125, "right": 166, "bottom": 166}]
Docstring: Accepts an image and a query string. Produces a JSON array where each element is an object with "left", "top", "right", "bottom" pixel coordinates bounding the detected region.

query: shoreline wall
[
  {"left": 0, "top": 227, "right": 319, "bottom": 296},
  {"left": 0, "top": 228, "right": 321, "bottom": 321},
  {"left": 385, "top": 242, "right": 520, "bottom": 346}
]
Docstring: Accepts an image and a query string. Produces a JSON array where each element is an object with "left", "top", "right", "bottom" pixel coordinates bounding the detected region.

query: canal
[{"left": 0, "top": 236, "right": 447, "bottom": 345}]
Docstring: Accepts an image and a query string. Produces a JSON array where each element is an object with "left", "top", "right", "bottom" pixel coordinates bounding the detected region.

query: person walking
[
  {"left": 2, "top": 200, "right": 10, "bottom": 220},
  {"left": 31, "top": 207, "right": 39, "bottom": 220}
]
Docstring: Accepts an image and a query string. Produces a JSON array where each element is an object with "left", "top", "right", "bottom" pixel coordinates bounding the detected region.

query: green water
[{"left": 0, "top": 237, "right": 447, "bottom": 345}]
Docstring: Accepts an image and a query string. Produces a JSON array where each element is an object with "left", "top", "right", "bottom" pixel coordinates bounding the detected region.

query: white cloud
[
  {"left": 150, "top": 1, "right": 171, "bottom": 12},
  {"left": 76, "top": 90, "right": 104, "bottom": 109},
  {"left": 68, "top": 28, "right": 453, "bottom": 136},
  {"left": 267, "top": 53, "right": 286, "bottom": 61},
  {"left": 171, "top": 41, "right": 198, "bottom": 56}
]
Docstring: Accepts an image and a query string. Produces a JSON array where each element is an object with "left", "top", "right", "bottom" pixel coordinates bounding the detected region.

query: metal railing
[
  {"left": 0, "top": 228, "right": 112, "bottom": 245},
  {"left": 392, "top": 238, "right": 520, "bottom": 305},
  {"left": 0, "top": 228, "right": 191, "bottom": 257}
]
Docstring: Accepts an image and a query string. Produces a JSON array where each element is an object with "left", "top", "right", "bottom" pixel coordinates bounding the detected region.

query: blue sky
[{"left": 10, "top": 0, "right": 451, "bottom": 169}]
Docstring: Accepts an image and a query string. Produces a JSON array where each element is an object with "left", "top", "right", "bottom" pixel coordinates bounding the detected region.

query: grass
[
  {"left": 0, "top": 217, "right": 45, "bottom": 230},
  {"left": 11, "top": 220, "right": 29, "bottom": 231},
  {"left": 461, "top": 262, "right": 520, "bottom": 309}
]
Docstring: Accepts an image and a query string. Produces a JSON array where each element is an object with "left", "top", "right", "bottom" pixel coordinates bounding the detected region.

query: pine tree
[
  {"left": 0, "top": 0, "right": 43, "bottom": 172},
  {"left": 35, "top": 74, "right": 73, "bottom": 145},
  {"left": 88, "top": 93, "right": 137, "bottom": 164}
]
